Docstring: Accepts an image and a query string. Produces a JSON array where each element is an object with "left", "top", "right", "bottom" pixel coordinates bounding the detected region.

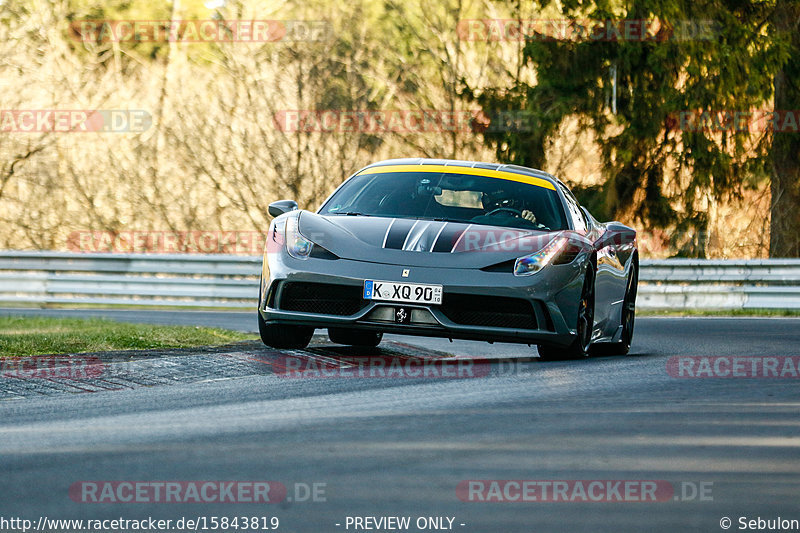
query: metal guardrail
[
  {"left": 638, "top": 259, "right": 800, "bottom": 310},
  {"left": 0, "top": 252, "right": 260, "bottom": 308},
  {"left": 1, "top": 251, "right": 799, "bottom": 310}
]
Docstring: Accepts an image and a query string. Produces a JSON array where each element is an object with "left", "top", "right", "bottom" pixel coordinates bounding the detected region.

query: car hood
[{"left": 298, "top": 211, "right": 563, "bottom": 269}]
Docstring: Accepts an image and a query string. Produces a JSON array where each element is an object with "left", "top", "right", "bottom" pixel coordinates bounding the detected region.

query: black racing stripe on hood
[
  {"left": 432, "top": 223, "right": 468, "bottom": 253},
  {"left": 383, "top": 219, "right": 417, "bottom": 249}
]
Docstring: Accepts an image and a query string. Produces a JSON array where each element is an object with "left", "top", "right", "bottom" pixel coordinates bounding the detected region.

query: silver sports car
[{"left": 258, "top": 158, "right": 638, "bottom": 360}]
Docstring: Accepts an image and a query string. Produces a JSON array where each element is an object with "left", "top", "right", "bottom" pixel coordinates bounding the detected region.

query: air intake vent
[
  {"left": 278, "top": 282, "right": 367, "bottom": 316},
  {"left": 440, "top": 293, "right": 537, "bottom": 329}
]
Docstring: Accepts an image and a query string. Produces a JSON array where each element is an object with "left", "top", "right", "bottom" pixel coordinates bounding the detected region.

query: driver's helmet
[{"left": 482, "top": 188, "right": 522, "bottom": 212}]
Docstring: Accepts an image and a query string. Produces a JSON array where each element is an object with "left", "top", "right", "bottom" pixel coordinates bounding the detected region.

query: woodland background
[{"left": 1, "top": 0, "right": 798, "bottom": 258}]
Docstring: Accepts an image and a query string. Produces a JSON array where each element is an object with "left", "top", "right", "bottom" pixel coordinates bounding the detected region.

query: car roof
[{"left": 360, "top": 158, "right": 564, "bottom": 189}]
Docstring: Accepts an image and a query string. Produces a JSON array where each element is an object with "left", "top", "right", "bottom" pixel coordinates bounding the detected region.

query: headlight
[
  {"left": 285, "top": 215, "right": 313, "bottom": 260},
  {"left": 513, "top": 236, "right": 569, "bottom": 276}
]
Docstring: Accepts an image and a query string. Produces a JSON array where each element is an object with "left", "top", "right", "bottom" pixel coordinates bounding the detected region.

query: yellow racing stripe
[{"left": 356, "top": 164, "right": 556, "bottom": 190}]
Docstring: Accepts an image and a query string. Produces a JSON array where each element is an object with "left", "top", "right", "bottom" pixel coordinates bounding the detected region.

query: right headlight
[
  {"left": 513, "top": 236, "right": 569, "bottom": 276},
  {"left": 284, "top": 215, "right": 313, "bottom": 260}
]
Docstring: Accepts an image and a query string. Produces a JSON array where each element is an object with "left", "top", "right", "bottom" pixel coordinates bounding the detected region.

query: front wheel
[
  {"left": 538, "top": 266, "right": 595, "bottom": 361},
  {"left": 328, "top": 328, "right": 383, "bottom": 347},
  {"left": 258, "top": 311, "right": 313, "bottom": 349}
]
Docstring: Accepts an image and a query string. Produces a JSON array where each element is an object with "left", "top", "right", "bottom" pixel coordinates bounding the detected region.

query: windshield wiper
[{"left": 332, "top": 211, "right": 371, "bottom": 216}]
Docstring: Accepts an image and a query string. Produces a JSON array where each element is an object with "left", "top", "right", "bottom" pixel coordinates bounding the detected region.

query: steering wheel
[{"left": 486, "top": 207, "right": 523, "bottom": 218}]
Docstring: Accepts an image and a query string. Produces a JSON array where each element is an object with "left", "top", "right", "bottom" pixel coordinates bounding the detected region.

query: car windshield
[{"left": 319, "top": 170, "right": 569, "bottom": 231}]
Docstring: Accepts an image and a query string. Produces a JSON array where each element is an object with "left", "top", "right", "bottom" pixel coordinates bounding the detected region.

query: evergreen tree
[{"left": 468, "top": 0, "right": 797, "bottom": 257}]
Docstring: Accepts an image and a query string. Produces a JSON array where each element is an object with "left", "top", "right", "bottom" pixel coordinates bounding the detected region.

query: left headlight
[
  {"left": 513, "top": 236, "right": 569, "bottom": 276},
  {"left": 285, "top": 215, "right": 313, "bottom": 260}
]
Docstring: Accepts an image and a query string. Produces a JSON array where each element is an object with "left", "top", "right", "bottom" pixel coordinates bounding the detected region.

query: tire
[
  {"left": 538, "top": 266, "right": 595, "bottom": 361},
  {"left": 328, "top": 328, "right": 383, "bottom": 347},
  {"left": 257, "top": 311, "right": 313, "bottom": 349},
  {"left": 591, "top": 263, "right": 637, "bottom": 356},
  {"left": 256, "top": 274, "right": 313, "bottom": 349}
]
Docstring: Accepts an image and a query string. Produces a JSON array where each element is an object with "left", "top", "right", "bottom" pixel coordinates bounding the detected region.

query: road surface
[{"left": 1, "top": 309, "right": 799, "bottom": 532}]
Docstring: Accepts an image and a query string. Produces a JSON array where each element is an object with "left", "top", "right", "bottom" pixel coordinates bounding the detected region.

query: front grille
[
  {"left": 278, "top": 281, "right": 369, "bottom": 316},
  {"left": 440, "top": 293, "right": 537, "bottom": 329},
  {"left": 278, "top": 282, "right": 367, "bottom": 316}
]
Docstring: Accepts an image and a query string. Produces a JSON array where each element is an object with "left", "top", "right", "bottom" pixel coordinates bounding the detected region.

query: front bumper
[{"left": 259, "top": 251, "right": 586, "bottom": 347}]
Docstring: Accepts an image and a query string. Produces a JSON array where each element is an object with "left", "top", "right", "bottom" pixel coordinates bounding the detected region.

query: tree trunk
[{"left": 769, "top": 0, "right": 800, "bottom": 257}]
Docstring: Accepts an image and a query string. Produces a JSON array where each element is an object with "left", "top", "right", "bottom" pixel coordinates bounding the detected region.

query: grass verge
[
  {"left": 0, "top": 316, "right": 255, "bottom": 357},
  {"left": 639, "top": 309, "right": 800, "bottom": 317},
  {"left": 0, "top": 302, "right": 248, "bottom": 312}
]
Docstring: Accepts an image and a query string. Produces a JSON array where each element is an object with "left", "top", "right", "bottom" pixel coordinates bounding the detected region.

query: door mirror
[
  {"left": 596, "top": 223, "right": 637, "bottom": 250},
  {"left": 268, "top": 200, "right": 298, "bottom": 218}
]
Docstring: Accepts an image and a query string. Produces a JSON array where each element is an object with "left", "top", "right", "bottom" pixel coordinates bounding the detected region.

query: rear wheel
[
  {"left": 328, "top": 328, "right": 383, "bottom": 347},
  {"left": 538, "top": 266, "right": 595, "bottom": 361}
]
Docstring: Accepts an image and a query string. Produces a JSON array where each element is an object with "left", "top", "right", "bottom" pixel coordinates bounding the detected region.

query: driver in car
[{"left": 470, "top": 188, "right": 539, "bottom": 228}]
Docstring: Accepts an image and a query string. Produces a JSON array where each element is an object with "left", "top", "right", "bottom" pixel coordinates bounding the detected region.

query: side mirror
[
  {"left": 596, "top": 224, "right": 637, "bottom": 250},
  {"left": 268, "top": 200, "right": 298, "bottom": 218}
]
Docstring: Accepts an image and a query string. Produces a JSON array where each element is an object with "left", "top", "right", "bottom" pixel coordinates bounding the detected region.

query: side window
[{"left": 558, "top": 184, "right": 588, "bottom": 234}]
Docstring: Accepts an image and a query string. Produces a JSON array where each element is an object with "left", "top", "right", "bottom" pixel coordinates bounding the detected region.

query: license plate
[{"left": 363, "top": 280, "right": 442, "bottom": 305}]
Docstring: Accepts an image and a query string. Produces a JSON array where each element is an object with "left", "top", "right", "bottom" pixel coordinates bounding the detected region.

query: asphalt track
[{"left": 1, "top": 309, "right": 799, "bottom": 533}]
